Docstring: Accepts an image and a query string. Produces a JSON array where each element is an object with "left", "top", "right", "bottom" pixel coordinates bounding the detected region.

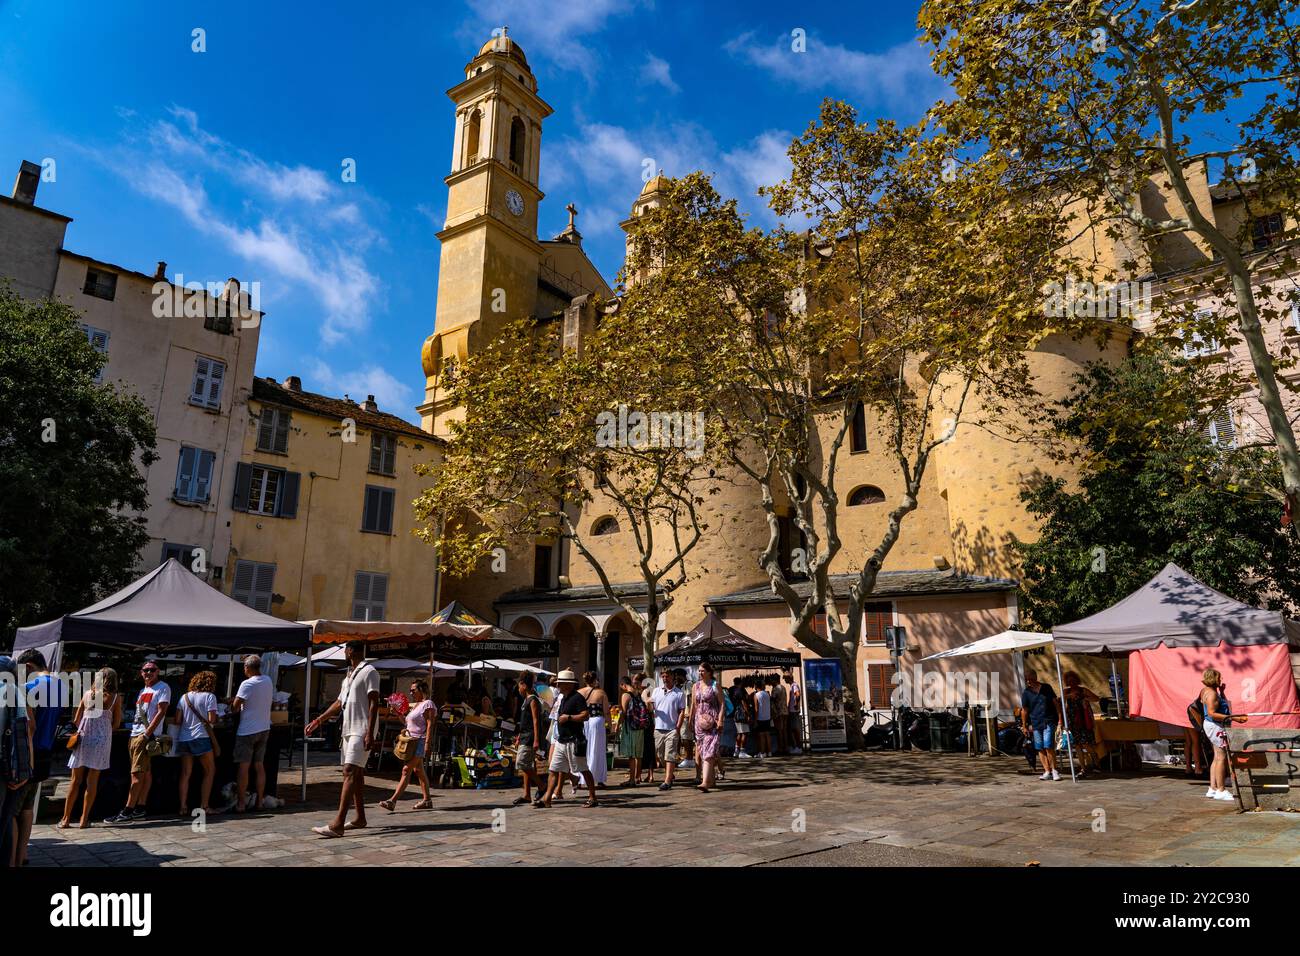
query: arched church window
[
  {"left": 591, "top": 516, "right": 619, "bottom": 536},
  {"left": 509, "top": 116, "right": 526, "bottom": 169},
  {"left": 848, "top": 485, "right": 886, "bottom": 506},
  {"left": 465, "top": 110, "right": 482, "bottom": 166}
]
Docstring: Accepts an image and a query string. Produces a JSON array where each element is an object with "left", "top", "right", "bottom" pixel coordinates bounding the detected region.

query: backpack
[
  {"left": 625, "top": 693, "right": 651, "bottom": 731},
  {"left": 1, "top": 705, "right": 31, "bottom": 786},
  {"left": 525, "top": 694, "right": 550, "bottom": 744}
]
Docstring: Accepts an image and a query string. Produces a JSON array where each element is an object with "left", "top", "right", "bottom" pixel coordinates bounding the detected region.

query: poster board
[{"left": 804, "top": 658, "right": 848, "bottom": 751}]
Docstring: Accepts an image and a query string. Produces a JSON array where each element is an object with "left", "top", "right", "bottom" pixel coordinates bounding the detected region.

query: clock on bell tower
[{"left": 419, "top": 28, "right": 553, "bottom": 435}]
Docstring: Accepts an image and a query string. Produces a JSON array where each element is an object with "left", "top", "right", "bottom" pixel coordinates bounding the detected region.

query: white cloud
[
  {"left": 459, "top": 0, "right": 640, "bottom": 79},
  {"left": 724, "top": 31, "right": 947, "bottom": 114},
  {"left": 306, "top": 359, "right": 417, "bottom": 421},
  {"left": 640, "top": 54, "right": 680, "bottom": 94},
  {"left": 93, "top": 108, "right": 384, "bottom": 345}
]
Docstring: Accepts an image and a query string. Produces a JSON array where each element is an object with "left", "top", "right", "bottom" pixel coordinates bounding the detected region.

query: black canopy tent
[
  {"left": 12, "top": 559, "right": 313, "bottom": 795},
  {"left": 304, "top": 618, "right": 559, "bottom": 662},
  {"left": 630, "top": 611, "right": 802, "bottom": 670}
]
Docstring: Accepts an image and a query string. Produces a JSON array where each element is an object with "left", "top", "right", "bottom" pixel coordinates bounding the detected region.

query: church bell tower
[{"left": 419, "top": 29, "right": 553, "bottom": 435}]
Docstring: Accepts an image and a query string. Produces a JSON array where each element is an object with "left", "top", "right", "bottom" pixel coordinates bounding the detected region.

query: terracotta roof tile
[{"left": 251, "top": 377, "right": 437, "bottom": 442}]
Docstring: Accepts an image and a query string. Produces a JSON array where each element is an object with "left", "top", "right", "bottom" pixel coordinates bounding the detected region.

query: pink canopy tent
[{"left": 1129, "top": 643, "right": 1300, "bottom": 730}]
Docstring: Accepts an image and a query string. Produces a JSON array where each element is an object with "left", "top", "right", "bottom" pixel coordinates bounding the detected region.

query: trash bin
[{"left": 930, "top": 714, "right": 955, "bottom": 751}]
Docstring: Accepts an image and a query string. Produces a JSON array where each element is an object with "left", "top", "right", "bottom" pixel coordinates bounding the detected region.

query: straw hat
[{"left": 556, "top": 669, "right": 578, "bottom": 684}]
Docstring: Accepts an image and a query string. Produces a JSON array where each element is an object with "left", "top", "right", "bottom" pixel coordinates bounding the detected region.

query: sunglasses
[{"left": 141, "top": 667, "right": 158, "bottom": 674}]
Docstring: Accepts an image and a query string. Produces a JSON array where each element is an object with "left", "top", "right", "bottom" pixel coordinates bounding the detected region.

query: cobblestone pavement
[{"left": 25, "top": 751, "right": 1300, "bottom": 867}]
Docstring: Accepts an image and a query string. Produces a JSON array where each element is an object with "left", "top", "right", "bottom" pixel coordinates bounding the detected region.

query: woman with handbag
[
  {"left": 174, "top": 671, "right": 220, "bottom": 817},
  {"left": 691, "top": 663, "right": 724, "bottom": 792},
  {"left": 60, "top": 668, "right": 121, "bottom": 829},
  {"left": 379, "top": 679, "right": 435, "bottom": 812}
]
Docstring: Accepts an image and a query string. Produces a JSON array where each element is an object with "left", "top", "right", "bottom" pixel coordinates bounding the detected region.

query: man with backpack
[{"left": 513, "top": 672, "right": 546, "bottom": 806}]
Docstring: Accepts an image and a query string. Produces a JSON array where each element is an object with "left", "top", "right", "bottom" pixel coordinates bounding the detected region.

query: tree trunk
[{"left": 838, "top": 645, "right": 865, "bottom": 751}]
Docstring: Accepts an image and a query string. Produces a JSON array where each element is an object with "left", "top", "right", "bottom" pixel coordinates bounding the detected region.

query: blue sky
[{"left": 0, "top": 0, "right": 945, "bottom": 422}]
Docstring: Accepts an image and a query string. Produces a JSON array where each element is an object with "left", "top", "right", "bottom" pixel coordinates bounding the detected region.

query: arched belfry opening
[
  {"left": 509, "top": 116, "right": 526, "bottom": 170},
  {"left": 465, "top": 109, "right": 482, "bottom": 167}
]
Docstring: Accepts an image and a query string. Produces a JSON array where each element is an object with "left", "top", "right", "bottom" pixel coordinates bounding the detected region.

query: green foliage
[
  {"left": 0, "top": 287, "right": 157, "bottom": 638},
  {"left": 1016, "top": 349, "right": 1300, "bottom": 628}
]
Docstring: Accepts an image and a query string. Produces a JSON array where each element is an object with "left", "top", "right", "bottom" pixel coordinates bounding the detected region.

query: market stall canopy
[
  {"left": 303, "top": 618, "right": 558, "bottom": 662},
  {"left": 631, "top": 611, "right": 802, "bottom": 669},
  {"left": 427, "top": 600, "right": 493, "bottom": 627},
  {"left": 1052, "top": 563, "right": 1300, "bottom": 654},
  {"left": 920, "top": 630, "right": 1053, "bottom": 661},
  {"left": 13, "top": 559, "right": 310, "bottom": 653}
]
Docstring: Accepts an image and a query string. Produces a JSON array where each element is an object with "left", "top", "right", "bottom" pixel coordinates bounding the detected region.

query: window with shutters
[
  {"left": 161, "top": 542, "right": 201, "bottom": 571},
  {"left": 369, "top": 432, "right": 397, "bottom": 476},
  {"left": 361, "top": 485, "right": 396, "bottom": 534},
  {"left": 190, "top": 356, "right": 226, "bottom": 409},
  {"left": 849, "top": 401, "right": 867, "bottom": 453},
  {"left": 1182, "top": 311, "right": 1220, "bottom": 359},
  {"left": 865, "top": 663, "right": 896, "bottom": 709},
  {"left": 81, "top": 324, "right": 109, "bottom": 382},
  {"left": 232, "top": 560, "right": 276, "bottom": 613},
  {"left": 352, "top": 571, "right": 389, "bottom": 620},
  {"left": 174, "top": 446, "right": 216, "bottom": 502},
  {"left": 256, "top": 406, "right": 291, "bottom": 454},
  {"left": 860, "top": 602, "right": 893, "bottom": 645},
  {"left": 1291, "top": 300, "right": 1300, "bottom": 333},
  {"left": 82, "top": 268, "right": 117, "bottom": 301},
  {"left": 1252, "top": 212, "right": 1284, "bottom": 250},
  {"left": 248, "top": 465, "right": 283, "bottom": 515},
  {"left": 533, "top": 544, "right": 553, "bottom": 589},
  {"left": 1206, "top": 408, "right": 1236, "bottom": 448}
]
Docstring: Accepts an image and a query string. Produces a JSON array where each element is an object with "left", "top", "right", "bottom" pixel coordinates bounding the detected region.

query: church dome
[
  {"left": 477, "top": 32, "right": 529, "bottom": 69},
  {"left": 640, "top": 172, "right": 670, "bottom": 195}
]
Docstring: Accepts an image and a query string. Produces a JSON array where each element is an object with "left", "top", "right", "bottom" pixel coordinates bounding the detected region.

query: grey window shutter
[
  {"left": 232, "top": 560, "right": 256, "bottom": 605},
  {"left": 370, "top": 573, "right": 388, "bottom": 617},
  {"left": 369, "top": 435, "right": 382, "bottom": 472},
  {"left": 274, "top": 409, "right": 290, "bottom": 453},
  {"left": 251, "top": 562, "right": 276, "bottom": 613},
  {"left": 383, "top": 436, "right": 396, "bottom": 474},
  {"left": 256, "top": 409, "right": 276, "bottom": 450},
  {"left": 362, "top": 487, "right": 377, "bottom": 531},
  {"left": 379, "top": 488, "right": 394, "bottom": 533},
  {"left": 176, "top": 447, "right": 196, "bottom": 498},
  {"left": 195, "top": 450, "right": 215, "bottom": 502},
  {"left": 232, "top": 462, "right": 253, "bottom": 510},
  {"left": 206, "top": 360, "right": 225, "bottom": 407},
  {"left": 352, "top": 572, "right": 371, "bottom": 619},
  {"left": 278, "top": 471, "right": 300, "bottom": 518},
  {"left": 191, "top": 358, "right": 210, "bottom": 403}
]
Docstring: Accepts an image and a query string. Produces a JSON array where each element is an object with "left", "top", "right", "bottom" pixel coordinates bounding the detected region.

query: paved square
[{"left": 26, "top": 752, "right": 1300, "bottom": 867}]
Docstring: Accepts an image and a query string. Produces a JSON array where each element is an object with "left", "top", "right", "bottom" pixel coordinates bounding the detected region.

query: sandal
[
  {"left": 512, "top": 796, "right": 532, "bottom": 806},
  {"left": 413, "top": 799, "right": 433, "bottom": 810},
  {"left": 583, "top": 799, "right": 598, "bottom": 808},
  {"left": 378, "top": 799, "right": 397, "bottom": 813}
]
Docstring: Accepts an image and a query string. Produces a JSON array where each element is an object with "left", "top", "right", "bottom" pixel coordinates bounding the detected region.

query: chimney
[
  {"left": 283, "top": 375, "right": 301, "bottom": 392},
  {"left": 154, "top": 261, "right": 168, "bottom": 281},
  {"left": 11, "top": 160, "right": 40, "bottom": 205},
  {"left": 362, "top": 394, "right": 378, "bottom": 412}
]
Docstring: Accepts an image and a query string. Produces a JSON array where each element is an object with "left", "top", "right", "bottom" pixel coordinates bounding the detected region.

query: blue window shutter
[
  {"left": 379, "top": 488, "right": 394, "bottom": 533},
  {"left": 195, "top": 450, "right": 215, "bottom": 502},
  {"left": 176, "top": 447, "right": 196, "bottom": 499},
  {"left": 278, "top": 471, "right": 300, "bottom": 518},
  {"left": 191, "top": 358, "right": 210, "bottom": 403},
  {"left": 232, "top": 462, "right": 253, "bottom": 510}
]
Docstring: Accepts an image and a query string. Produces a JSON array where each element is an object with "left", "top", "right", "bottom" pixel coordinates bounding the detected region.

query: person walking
[
  {"left": 537, "top": 671, "right": 599, "bottom": 808},
  {"left": 640, "top": 677, "right": 657, "bottom": 784},
  {"left": 1020, "top": 669, "right": 1063, "bottom": 781},
  {"left": 1061, "top": 671, "right": 1099, "bottom": 776},
  {"left": 15, "top": 649, "right": 62, "bottom": 866},
  {"left": 784, "top": 671, "right": 803, "bottom": 755},
  {"left": 617, "top": 674, "right": 648, "bottom": 786},
  {"left": 173, "top": 670, "right": 221, "bottom": 817},
  {"left": 59, "top": 668, "right": 120, "bottom": 830},
  {"left": 305, "top": 642, "right": 379, "bottom": 837},
  {"left": 770, "top": 674, "right": 788, "bottom": 755},
  {"left": 580, "top": 671, "right": 609, "bottom": 787},
  {"left": 651, "top": 670, "right": 686, "bottom": 791},
  {"left": 691, "top": 663, "right": 724, "bottom": 792},
  {"left": 379, "top": 679, "right": 435, "bottom": 812},
  {"left": 512, "top": 673, "right": 545, "bottom": 805},
  {"left": 0, "top": 655, "right": 33, "bottom": 868},
  {"left": 1199, "top": 668, "right": 1249, "bottom": 801},
  {"left": 731, "top": 677, "right": 752, "bottom": 759},
  {"left": 105, "top": 660, "right": 171, "bottom": 823},
  {"left": 231, "top": 654, "right": 274, "bottom": 813}
]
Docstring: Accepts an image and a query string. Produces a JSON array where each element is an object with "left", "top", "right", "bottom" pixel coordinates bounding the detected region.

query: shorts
[
  {"left": 654, "top": 729, "right": 680, "bottom": 764},
  {"left": 233, "top": 730, "right": 270, "bottom": 764},
  {"left": 19, "top": 776, "right": 43, "bottom": 812},
  {"left": 756, "top": 719, "right": 772, "bottom": 734},
  {"left": 680, "top": 720, "right": 695, "bottom": 742},
  {"left": 341, "top": 734, "right": 369, "bottom": 768},
  {"left": 129, "top": 734, "right": 153, "bottom": 775},
  {"left": 735, "top": 722, "right": 751, "bottom": 735},
  {"left": 176, "top": 737, "right": 213, "bottom": 757},
  {"left": 1031, "top": 725, "right": 1056, "bottom": 751},
  {"left": 516, "top": 742, "right": 537, "bottom": 773},
  {"left": 1203, "top": 719, "right": 1230, "bottom": 751},
  {"left": 548, "top": 740, "right": 588, "bottom": 775}
]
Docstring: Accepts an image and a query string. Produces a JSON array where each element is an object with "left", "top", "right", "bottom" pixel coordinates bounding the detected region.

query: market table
[{"left": 1093, "top": 717, "right": 1183, "bottom": 765}]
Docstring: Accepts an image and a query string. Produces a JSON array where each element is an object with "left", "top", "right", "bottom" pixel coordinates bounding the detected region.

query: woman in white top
[
  {"left": 173, "top": 670, "right": 220, "bottom": 816},
  {"left": 579, "top": 671, "right": 609, "bottom": 787},
  {"left": 60, "top": 668, "right": 122, "bottom": 829}
]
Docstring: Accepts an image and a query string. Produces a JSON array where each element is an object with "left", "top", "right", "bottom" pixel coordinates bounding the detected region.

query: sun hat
[{"left": 556, "top": 669, "right": 578, "bottom": 684}]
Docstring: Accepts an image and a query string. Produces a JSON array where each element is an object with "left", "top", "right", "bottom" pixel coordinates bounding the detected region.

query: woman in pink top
[
  {"left": 692, "top": 662, "right": 724, "bottom": 792},
  {"left": 379, "top": 679, "right": 435, "bottom": 811}
]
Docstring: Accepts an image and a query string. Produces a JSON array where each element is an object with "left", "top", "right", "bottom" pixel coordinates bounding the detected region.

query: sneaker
[
  {"left": 790, "top": 747, "right": 803, "bottom": 755},
  {"left": 1051, "top": 770, "right": 1060, "bottom": 781},
  {"left": 658, "top": 782, "right": 672, "bottom": 792},
  {"left": 1205, "top": 787, "right": 1221, "bottom": 798},
  {"left": 129, "top": 808, "right": 146, "bottom": 820},
  {"left": 1214, "top": 790, "right": 1237, "bottom": 801},
  {"left": 680, "top": 759, "right": 696, "bottom": 769},
  {"left": 1040, "top": 771, "right": 1051, "bottom": 780},
  {"left": 103, "top": 811, "right": 132, "bottom": 824}
]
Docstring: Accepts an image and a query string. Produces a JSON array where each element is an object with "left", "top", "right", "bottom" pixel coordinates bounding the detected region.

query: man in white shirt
[
  {"left": 105, "top": 661, "right": 171, "bottom": 823},
  {"left": 784, "top": 671, "right": 804, "bottom": 755},
  {"left": 232, "top": 654, "right": 274, "bottom": 812},
  {"left": 651, "top": 671, "right": 686, "bottom": 791},
  {"left": 753, "top": 681, "right": 772, "bottom": 758},
  {"left": 306, "top": 642, "right": 378, "bottom": 837}
]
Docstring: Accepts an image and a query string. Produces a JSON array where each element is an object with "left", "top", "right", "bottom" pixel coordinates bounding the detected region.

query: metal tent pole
[
  {"left": 302, "top": 644, "right": 311, "bottom": 802},
  {"left": 1053, "top": 649, "right": 1077, "bottom": 782},
  {"left": 1109, "top": 655, "right": 1122, "bottom": 718}
]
